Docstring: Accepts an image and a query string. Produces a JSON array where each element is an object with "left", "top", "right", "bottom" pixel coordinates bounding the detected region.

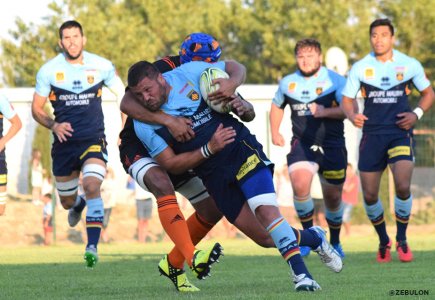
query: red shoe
[
  {"left": 377, "top": 240, "right": 392, "bottom": 263},
  {"left": 396, "top": 240, "right": 413, "bottom": 262}
]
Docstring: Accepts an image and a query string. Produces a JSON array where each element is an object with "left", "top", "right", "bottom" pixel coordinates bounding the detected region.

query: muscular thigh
[{"left": 119, "top": 136, "right": 149, "bottom": 174}]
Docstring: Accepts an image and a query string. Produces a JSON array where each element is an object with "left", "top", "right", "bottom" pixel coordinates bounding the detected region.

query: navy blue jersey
[
  {"left": 35, "top": 51, "right": 123, "bottom": 141},
  {"left": 273, "top": 66, "right": 346, "bottom": 147},
  {"left": 342, "top": 50, "right": 430, "bottom": 134}
]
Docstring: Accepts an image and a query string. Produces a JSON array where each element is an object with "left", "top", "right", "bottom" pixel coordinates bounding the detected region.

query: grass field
[{"left": 1, "top": 232, "right": 434, "bottom": 300}]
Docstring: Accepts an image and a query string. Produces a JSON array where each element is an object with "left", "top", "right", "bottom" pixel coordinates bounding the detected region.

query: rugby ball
[{"left": 199, "top": 67, "right": 232, "bottom": 113}]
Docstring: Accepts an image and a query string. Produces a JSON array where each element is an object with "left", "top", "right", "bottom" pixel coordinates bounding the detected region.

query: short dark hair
[
  {"left": 127, "top": 61, "right": 160, "bottom": 87},
  {"left": 59, "top": 20, "right": 83, "bottom": 39},
  {"left": 369, "top": 18, "right": 394, "bottom": 36},
  {"left": 294, "top": 38, "right": 322, "bottom": 55}
]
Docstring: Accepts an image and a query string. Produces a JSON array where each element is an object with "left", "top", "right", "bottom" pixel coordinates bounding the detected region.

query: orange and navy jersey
[
  {"left": 342, "top": 49, "right": 430, "bottom": 134},
  {"left": 35, "top": 51, "right": 121, "bottom": 141}
]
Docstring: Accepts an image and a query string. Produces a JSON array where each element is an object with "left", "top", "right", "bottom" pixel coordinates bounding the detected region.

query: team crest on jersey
[
  {"left": 87, "top": 75, "right": 95, "bottom": 84},
  {"left": 187, "top": 90, "right": 200, "bottom": 101},
  {"left": 86, "top": 70, "right": 97, "bottom": 84},
  {"left": 97, "top": 89, "right": 103, "bottom": 97},
  {"left": 364, "top": 68, "right": 375, "bottom": 80},
  {"left": 288, "top": 82, "right": 297, "bottom": 93},
  {"left": 55, "top": 72, "right": 65, "bottom": 83},
  {"left": 316, "top": 87, "right": 323, "bottom": 95},
  {"left": 396, "top": 72, "right": 404, "bottom": 81}
]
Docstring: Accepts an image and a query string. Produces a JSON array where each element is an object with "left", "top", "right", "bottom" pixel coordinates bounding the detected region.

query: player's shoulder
[
  {"left": 38, "top": 53, "right": 65, "bottom": 73},
  {"left": 84, "top": 51, "right": 114, "bottom": 70},
  {"left": 278, "top": 71, "right": 299, "bottom": 87},
  {"left": 393, "top": 49, "right": 421, "bottom": 67},
  {"left": 352, "top": 53, "right": 374, "bottom": 69},
  {"left": 0, "top": 94, "right": 9, "bottom": 103},
  {"left": 324, "top": 67, "right": 345, "bottom": 80},
  {"left": 153, "top": 55, "right": 181, "bottom": 73}
]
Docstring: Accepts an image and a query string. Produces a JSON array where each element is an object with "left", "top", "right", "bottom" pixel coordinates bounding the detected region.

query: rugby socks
[
  {"left": 292, "top": 228, "right": 322, "bottom": 249},
  {"left": 395, "top": 195, "right": 412, "bottom": 242},
  {"left": 168, "top": 212, "right": 216, "bottom": 269},
  {"left": 293, "top": 195, "right": 314, "bottom": 229},
  {"left": 157, "top": 195, "right": 195, "bottom": 267},
  {"left": 364, "top": 199, "right": 389, "bottom": 245},
  {"left": 267, "top": 216, "right": 311, "bottom": 278},
  {"left": 85, "top": 198, "right": 104, "bottom": 249},
  {"left": 73, "top": 194, "right": 86, "bottom": 213},
  {"left": 325, "top": 203, "right": 344, "bottom": 245}
]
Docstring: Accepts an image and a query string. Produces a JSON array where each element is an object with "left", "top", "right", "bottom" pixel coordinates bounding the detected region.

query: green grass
[{"left": 1, "top": 234, "right": 434, "bottom": 300}]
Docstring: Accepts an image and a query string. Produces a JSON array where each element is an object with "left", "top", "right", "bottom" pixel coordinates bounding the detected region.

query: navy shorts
[
  {"left": 119, "top": 137, "right": 148, "bottom": 174},
  {"left": 52, "top": 137, "right": 108, "bottom": 177},
  {"left": 202, "top": 136, "right": 274, "bottom": 223},
  {"left": 0, "top": 158, "right": 7, "bottom": 186},
  {"left": 287, "top": 138, "right": 347, "bottom": 184},
  {"left": 358, "top": 132, "right": 415, "bottom": 172}
]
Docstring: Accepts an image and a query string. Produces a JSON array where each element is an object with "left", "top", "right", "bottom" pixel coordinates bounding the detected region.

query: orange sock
[
  {"left": 157, "top": 195, "right": 195, "bottom": 267},
  {"left": 168, "top": 212, "right": 216, "bottom": 268}
]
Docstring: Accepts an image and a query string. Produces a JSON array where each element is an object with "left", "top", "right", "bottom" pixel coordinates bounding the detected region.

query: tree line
[{"left": 1, "top": 0, "right": 434, "bottom": 87}]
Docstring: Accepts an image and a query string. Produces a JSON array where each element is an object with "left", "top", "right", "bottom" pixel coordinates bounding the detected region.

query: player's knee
[
  {"left": 82, "top": 180, "right": 102, "bottom": 196},
  {"left": 82, "top": 164, "right": 106, "bottom": 197},
  {"left": 56, "top": 178, "right": 79, "bottom": 208},
  {"left": 60, "top": 198, "right": 75, "bottom": 209},
  {"left": 363, "top": 194, "right": 378, "bottom": 205},
  {"left": 248, "top": 193, "right": 278, "bottom": 215},
  {"left": 0, "top": 205, "right": 5, "bottom": 216},
  {"left": 395, "top": 183, "right": 410, "bottom": 199}
]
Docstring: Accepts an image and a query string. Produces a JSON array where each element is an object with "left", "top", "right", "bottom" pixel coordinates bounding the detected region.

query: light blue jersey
[
  {"left": 35, "top": 51, "right": 121, "bottom": 141},
  {"left": 134, "top": 61, "right": 263, "bottom": 179},
  {"left": 273, "top": 67, "right": 346, "bottom": 147},
  {"left": 0, "top": 94, "right": 17, "bottom": 160},
  {"left": 0, "top": 94, "right": 17, "bottom": 138},
  {"left": 134, "top": 60, "right": 226, "bottom": 158},
  {"left": 342, "top": 49, "right": 430, "bottom": 134}
]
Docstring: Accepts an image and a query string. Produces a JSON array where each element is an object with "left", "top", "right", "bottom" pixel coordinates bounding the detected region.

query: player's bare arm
[
  {"left": 341, "top": 96, "right": 368, "bottom": 128},
  {"left": 32, "top": 93, "right": 73, "bottom": 142},
  {"left": 396, "top": 85, "right": 435, "bottom": 130},
  {"left": 229, "top": 94, "right": 255, "bottom": 122},
  {"left": 154, "top": 124, "right": 236, "bottom": 174},
  {"left": 121, "top": 89, "right": 195, "bottom": 142},
  {"left": 0, "top": 114, "right": 22, "bottom": 152},
  {"left": 310, "top": 103, "right": 345, "bottom": 119},
  {"left": 269, "top": 103, "right": 285, "bottom": 147}
]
